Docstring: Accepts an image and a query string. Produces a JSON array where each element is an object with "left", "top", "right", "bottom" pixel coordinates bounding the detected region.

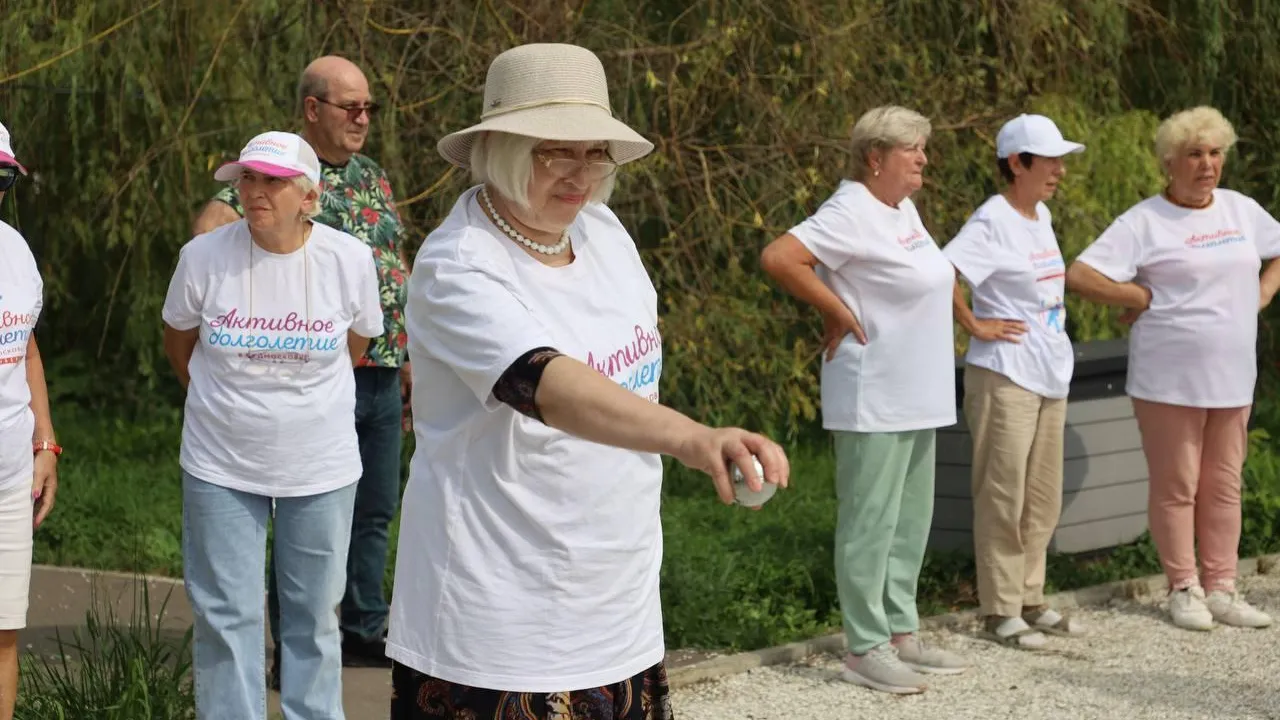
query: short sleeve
[
  {"left": 1074, "top": 215, "right": 1144, "bottom": 283},
  {"left": 161, "top": 244, "right": 205, "bottom": 331},
  {"left": 787, "top": 192, "right": 861, "bottom": 270},
  {"left": 350, "top": 247, "right": 384, "bottom": 338},
  {"left": 943, "top": 214, "right": 999, "bottom": 287},
  {"left": 212, "top": 185, "right": 244, "bottom": 217},
  {"left": 1246, "top": 197, "right": 1280, "bottom": 259},
  {"left": 408, "top": 256, "right": 557, "bottom": 408}
]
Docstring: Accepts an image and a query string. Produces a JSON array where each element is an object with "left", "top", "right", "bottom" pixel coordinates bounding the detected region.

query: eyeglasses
[
  {"left": 0, "top": 166, "right": 18, "bottom": 192},
  {"left": 314, "top": 97, "right": 381, "bottom": 121},
  {"left": 534, "top": 152, "right": 619, "bottom": 181}
]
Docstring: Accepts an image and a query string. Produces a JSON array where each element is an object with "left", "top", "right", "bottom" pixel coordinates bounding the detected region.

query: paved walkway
[
  {"left": 23, "top": 565, "right": 388, "bottom": 719},
  {"left": 672, "top": 572, "right": 1280, "bottom": 720}
]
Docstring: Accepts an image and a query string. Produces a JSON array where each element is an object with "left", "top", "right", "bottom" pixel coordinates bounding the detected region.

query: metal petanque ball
[{"left": 730, "top": 456, "right": 777, "bottom": 507}]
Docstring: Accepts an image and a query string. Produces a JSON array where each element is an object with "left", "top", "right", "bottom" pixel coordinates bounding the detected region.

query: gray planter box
[{"left": 929, "top": 339, "right": 1151, "bottom": 555}]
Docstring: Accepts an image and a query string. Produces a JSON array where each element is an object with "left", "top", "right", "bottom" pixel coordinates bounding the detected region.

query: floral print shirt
[{"left": 214, "top": 153, "right": 410, "bottom": 368}]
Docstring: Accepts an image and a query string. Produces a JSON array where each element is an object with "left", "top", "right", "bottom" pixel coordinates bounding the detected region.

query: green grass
[{"left": 34, "top": 404, "right": 1280, "bottom": 654}]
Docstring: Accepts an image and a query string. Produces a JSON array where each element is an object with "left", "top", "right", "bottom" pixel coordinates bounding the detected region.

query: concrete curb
[
  {"left": 666, "top": 552, "right": 1280, "bottom": 689},
  {"left": 32, "top": 564, "right": 186, "bottom": 588}
]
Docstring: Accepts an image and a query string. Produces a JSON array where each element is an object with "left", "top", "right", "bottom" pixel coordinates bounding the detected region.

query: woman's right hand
[
  {"left": 675, "top": 426, "right": 791, "bottom": 506},
  {"left": 969, "top": 318, "right": 1028, "bottom": 343},
  {"left": 1118, "top": 283, "right": 1153, "bottom": 325},
  {"left": 820, "top": 307, "right": 867, "bottom": 360}
]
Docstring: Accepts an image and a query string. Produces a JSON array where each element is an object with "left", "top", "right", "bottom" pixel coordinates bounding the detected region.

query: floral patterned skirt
[{"left": 390, "top": 661, "right": 675, "bottom": 720}]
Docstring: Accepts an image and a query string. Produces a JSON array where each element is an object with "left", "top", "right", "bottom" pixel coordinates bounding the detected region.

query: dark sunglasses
[
  {"left": 314, "top": 97, "right": 381, "bottom": 121},
  {"left": 0, "top": 166, "right": 18, "bottom": 192}
]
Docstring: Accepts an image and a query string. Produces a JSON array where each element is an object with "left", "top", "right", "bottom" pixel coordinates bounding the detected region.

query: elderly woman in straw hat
[
  {"left": 760, "top": 106, "right": 969, "bottom": 696},
  {"left": 385, "top": 43, "right": 789, "bottom": 719},
  {"left": 1067, "top": 106, "right": 1280, "bottom": 632}
]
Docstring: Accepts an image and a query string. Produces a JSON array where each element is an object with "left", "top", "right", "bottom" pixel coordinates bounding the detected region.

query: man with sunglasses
[
  {"left": 192, "top": 55, "right": 410, "bottom": 687},
  {"left": 0, "top": 121, "right": 59, "bottom": 720}
]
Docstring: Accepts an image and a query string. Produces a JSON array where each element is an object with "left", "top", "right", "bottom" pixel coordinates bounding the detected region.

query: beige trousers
[{"left": 963, "top": 365, "right": 1067, "bottom": 618}]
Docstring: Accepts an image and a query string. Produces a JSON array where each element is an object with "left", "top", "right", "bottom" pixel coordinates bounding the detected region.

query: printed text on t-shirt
[
  {"left": 586, "top": 323, "right": 662, "bottom": 403},
  {"left": 207, "top": 308, "right": 341, "bottom": 364},
  {"left": 1185, "top": 229, "right": 1246, "bottom": 249},
  {"left": 0, "top": 309, "right": 35, "bottom": 365},
  {"left": 897, "top": 229, "right": 931, "bottom": 252},
  {"left": 1031, "top": 249, "right": 1065, "bottom": 282}
]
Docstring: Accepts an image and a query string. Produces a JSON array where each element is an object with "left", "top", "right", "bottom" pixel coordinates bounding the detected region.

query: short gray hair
[
  {"left": 291, "top": 175, "right": 322, "bottom": 219},
  {"left": 470, "top": 131, "right": 616, "bottom": 210},
  {"left": 296, "top": 69, "right": 329, "bottom": 117},
  {"left": 1154, "top": 106, "right": 1237, "bottom": 172},
  {"left": 848, "top": 106, "right": 932, "bottom": 182}
]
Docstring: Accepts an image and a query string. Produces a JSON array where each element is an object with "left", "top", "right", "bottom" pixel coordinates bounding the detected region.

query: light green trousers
[{"left": 833, "top": 429, "right": 936, "bottom": 654}]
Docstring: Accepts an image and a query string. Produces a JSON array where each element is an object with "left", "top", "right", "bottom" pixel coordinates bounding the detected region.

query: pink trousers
[{"left": 1131, "top": 398, "right": 1250, "bottom": 592}]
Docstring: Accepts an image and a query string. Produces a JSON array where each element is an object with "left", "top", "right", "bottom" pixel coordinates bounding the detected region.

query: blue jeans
[
  {"left": 268, "top": 367, "right": 403, "bottom": 647},
  {"left": 183, "top": 471, "right": 356, "bottom": 720}
]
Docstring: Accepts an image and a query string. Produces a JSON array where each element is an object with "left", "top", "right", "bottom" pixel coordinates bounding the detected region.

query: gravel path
[{"left": 673, "top": 572, "right": 1280, "bottom": 720}]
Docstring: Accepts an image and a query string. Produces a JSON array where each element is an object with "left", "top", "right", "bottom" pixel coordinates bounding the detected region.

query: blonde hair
[
  {"left": 849, "top": 106, "right": 932, "bottom": 182},
  {"left": 469, "top": 131, "right": 616, "bottom": 210},
  {"left": 1154, "top": 106, "right": 1237, "bottom": 171},
  {"left": 290, "top": 175, "right": 322, "bottom": 219}
]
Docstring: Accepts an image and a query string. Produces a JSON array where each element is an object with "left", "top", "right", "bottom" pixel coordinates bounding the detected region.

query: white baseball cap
[
  {"left": 214, "top": 131, "right": 321, "bottom": 185},
  {"left": 996, "top": 114, "right": 1085, "bottom": 159},
  {"left": 0, "top": 121, "right": 27, "bottom": 175}
]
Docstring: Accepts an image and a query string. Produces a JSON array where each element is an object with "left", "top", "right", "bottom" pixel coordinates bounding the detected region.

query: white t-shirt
[
  {"left": 1075, "top": 189, "right": 1280, "bottom": 408},
  {"left": 161, "top": 220, "right": 383, "bottom": 497},
  {"left": 788, "top": 180, "right": 957, "bottom": 432},
  {"left": 0, "top": 221, "right": 41, "bottom": 492},
  {"left": 386, "top": 186, "right": 665, "bottom": 693},
  {"left": 944, "top": 195, "right": 1074, "bottom": 398}
]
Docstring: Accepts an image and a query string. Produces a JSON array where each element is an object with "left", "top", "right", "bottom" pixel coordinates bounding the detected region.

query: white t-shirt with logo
[
  {"left": 161, "top": 220, "right": 383, "bottom": 497},
  {"left": 1074, "top": 189, "right": 1280, "bottom": 408},
  {"left": 0, "top": 221, "right": 41, "bottom": 492},
  {"left": 944, "top": 195, "right": 1074, "bottom": 398},
  {"left": 386, "top": 186, "right": 665, "bottom": 693},
  {"left": 787, "top": 180, "right": 957, "bottom": 432}
]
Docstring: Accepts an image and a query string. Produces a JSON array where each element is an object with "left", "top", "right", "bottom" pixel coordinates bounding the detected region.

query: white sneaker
[
  {"left": 1206, "top": 590, "right": 1274, "bottom": 628},
  {"left": 1169, "top": 586, "right": 1215, "bottom": 631},
  {"left": 840, "top": 644, "right": 928, "bottom": 695}
]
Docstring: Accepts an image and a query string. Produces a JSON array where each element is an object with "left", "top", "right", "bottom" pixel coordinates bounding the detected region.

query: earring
[{"left": 874, "top": 169, "right": 880, "bottom": 177}]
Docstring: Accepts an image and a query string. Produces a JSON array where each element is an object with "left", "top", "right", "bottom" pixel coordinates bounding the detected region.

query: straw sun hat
[{"left": 436, "top": 43, "right": 654, "bottom": 169}]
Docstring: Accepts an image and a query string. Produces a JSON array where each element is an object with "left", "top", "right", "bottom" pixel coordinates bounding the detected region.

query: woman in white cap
[
  {"left": 1067, "top": 106, "right": 1280, "bottom": 632},
  {"left": 385, "top": 43, "right": 789, "bottom": 719},
  {"left": 760, "top": 106, "right": 968, "bottom": 696},
  {"left": 944, "top": 114, "right": 1086, "bottom": 649},
  {"left": 162, "top": 130, "right": 383, "bottom": 720},
  {"left": 0, "top": 120, "right": 59, "bottom": 720}
]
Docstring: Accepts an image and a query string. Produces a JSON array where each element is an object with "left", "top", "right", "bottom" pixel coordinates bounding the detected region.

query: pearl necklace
[{"left": 480, "top": 187, "right": 570, "bottom": 255}]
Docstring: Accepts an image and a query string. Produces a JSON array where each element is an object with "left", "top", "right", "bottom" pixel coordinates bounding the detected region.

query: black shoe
[
  {"left": 268, "top": 646, "right": 281, "bottom": 691},
  {"left": 341, "top": 630, "right": 393, "bottom": 668}
]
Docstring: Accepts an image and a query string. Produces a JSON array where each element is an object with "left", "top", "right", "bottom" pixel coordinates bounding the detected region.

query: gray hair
[
  {"left": 291, "top": 175, "right": 322, "bottom": 219},
  {"left": 848, "top": 106, "right": 932, "bottom": 182},
  {"left": 469, "top": 131, "right": 615, "bottom": 210},
  {"left": 296, "top": 69, "right": 329, "bottom": 117}
]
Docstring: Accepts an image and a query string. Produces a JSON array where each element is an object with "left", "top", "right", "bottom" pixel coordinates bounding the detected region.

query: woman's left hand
[{"left": 32, "top": 452, "right": 58, "bottom": 528}]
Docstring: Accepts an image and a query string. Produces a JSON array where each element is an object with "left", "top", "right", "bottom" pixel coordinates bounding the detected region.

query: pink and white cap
[
  {"left": 0, "top": 121, "right": 27, "bottom": 175},
  {"left": 214, "top": 131, "right": 321, "bottom": 185}
]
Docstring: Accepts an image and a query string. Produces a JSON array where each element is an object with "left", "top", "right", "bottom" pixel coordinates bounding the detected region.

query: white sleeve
[
  {"left": 787, "top": 194, "right": 861, "bottom": 270},
  {"left": 943, "top": 215, "right": 999, "bottom": 287},
  {"left": 1246, "top": 197, "right": 1280, "bottom": 259},
  {"left": 1075, "top": 215, "right": 1144, "bottom": 283},
  {"left": 350, "top": 247, "right": 384, "bottom": 339},
  {"left": 161, "top": 243, "right": 205, "bottom": 331},
  {"left": 408, "top": 256, "right": 558, "bottom": 409}
]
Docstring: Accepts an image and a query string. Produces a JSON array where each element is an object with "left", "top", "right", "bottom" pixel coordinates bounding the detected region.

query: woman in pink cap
[
  {"left": 162, "top": 130, "right": 383, "bottom": 720},
  {"left": 0, "top": 120, "right": 59, "bottom": 720}
]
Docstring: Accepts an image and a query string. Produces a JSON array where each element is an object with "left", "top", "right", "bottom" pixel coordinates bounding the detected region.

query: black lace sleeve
[{"left": 492, "top": 347, "right": 564, "bottom": 422}]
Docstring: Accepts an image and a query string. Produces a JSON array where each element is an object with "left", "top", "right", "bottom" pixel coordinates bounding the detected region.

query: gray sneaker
[
  {"left": 894, "top": 633, "right": 971, "bottom": 675},
  {"left": 839, "top": 644, "right": 928, "bottom": 694}
]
